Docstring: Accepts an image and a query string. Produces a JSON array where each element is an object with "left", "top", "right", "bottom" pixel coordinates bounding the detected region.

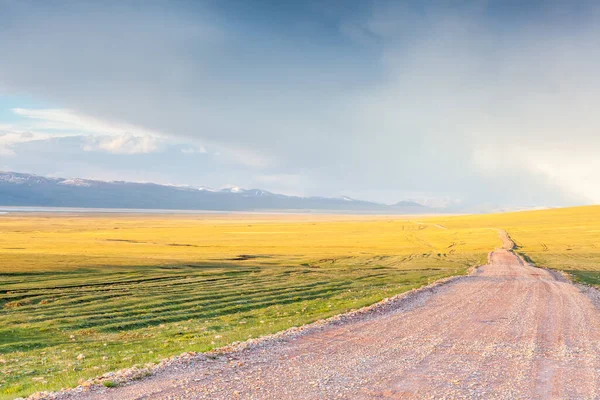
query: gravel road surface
[{"left": 58, "top": 245, "right": 600, "bottom": 399}]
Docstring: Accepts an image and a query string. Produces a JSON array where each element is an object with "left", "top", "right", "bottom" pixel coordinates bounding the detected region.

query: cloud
[
  {"left": 0, "top": 142, "right": 16, "bottom": 156},
  {"left": 181, "top": 146, "right": 207, "bottom": 154},
  {"left": 333, "top": 0, "right": 600, "bottom": 204},
  {"left": 0, "top": 1, "right": 599, "bottom": 207},
  {"left": 3, "top": 105, "right": 269, "bottom": 172},
  {"left": 83, "top": 133, "right": 161, "bottom": 154},
  {"left": 11, "top": 108, "right": 163, "bottom": 137},
  {"left": 0, "top": 127, "right": 51, "bottom": 156},
  {"left": 5, "top": 108, "right": 165, "bottom": 155},
  {"left": 474, "top": 142, "right": 600, "bottom": 205}
]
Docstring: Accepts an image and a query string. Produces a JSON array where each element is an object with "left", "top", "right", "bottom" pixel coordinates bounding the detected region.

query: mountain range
[{"left": 0, "top": 171, "right": 430, "bottom": 213}]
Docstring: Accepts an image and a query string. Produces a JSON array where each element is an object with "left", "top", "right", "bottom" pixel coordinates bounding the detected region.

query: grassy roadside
[
  {"left": 0, "top": 214, "right": 495, "bottom": 398},
  {"left": 425, "top": 205, "right": 600, "bottom": 287}
]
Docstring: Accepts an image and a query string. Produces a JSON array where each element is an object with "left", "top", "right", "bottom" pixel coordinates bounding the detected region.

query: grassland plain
[
  {"left": 2, "top": 207, "right": 599, "bottom": 399},
  {"left": 0, "top": 213, "right": 497, "bottom": 398}
]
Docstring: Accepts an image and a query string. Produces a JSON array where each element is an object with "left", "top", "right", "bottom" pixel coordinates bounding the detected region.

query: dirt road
[{"left": 63, "top": 243, "right": 600, "bottom": 399}]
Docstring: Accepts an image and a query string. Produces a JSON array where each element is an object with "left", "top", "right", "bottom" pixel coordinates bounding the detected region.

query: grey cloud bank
[{"left": 0, "top": 0, "right": 598, "bottom": 210}]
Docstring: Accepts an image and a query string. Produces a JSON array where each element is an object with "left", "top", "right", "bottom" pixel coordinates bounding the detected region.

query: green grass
[
  {"left": 0, "top": 259, "right": 472, "bottom": 397},
  {"left": 0, "top": 214, "right": 494, "bottom": 398}
]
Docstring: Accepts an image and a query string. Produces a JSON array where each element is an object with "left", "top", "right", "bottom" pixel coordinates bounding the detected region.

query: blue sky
[{"left": 1, "top": 0, "right": 599, "bottom": 209}]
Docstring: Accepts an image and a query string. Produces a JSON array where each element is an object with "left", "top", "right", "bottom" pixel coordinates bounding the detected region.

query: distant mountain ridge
[{"left": 0, "top": 171, "right": 429, "bottom": 212}]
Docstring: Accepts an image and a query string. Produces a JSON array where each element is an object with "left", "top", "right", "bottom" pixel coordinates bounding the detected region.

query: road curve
[{"left": 69, "top": 249, "right": 600, "bottom": 399}]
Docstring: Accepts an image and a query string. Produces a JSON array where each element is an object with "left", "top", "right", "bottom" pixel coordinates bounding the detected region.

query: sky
[{"left": 0, "top": 0, "right": 599, "bottom": 210}]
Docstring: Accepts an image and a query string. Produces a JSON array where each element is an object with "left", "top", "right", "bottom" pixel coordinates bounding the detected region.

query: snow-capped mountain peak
[
  {"left": 221, "top": 186, "right": 244, "bottom": 193},
  {"left": 58, "top": 178, "right": 92, "bottom": 187},
  {"left": 0, "top": 171, "right": 60, "bottom": 185}
]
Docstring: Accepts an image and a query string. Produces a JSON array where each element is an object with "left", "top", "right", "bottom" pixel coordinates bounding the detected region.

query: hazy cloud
[
  {"left": 0, "top": 0, "right": 598, "bottom": 207},
  {"left": 11, "top": 108, "right": 164, "bottom": 137},
  {"left": 83, "top": 134, "right": 161, "bottom": 154},
  {"left": 181, "top": 146, "right": 207, "bottom": 155},
  {"left": 0, "top": 126, "right": 52, "bottom": 156}
]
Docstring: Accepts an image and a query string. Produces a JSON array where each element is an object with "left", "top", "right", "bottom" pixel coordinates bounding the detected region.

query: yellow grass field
[
  {"left": 0, "top": 213, "right": 496, "bottom": 272},
  {"left": 425, "top": 205, "right": 600, "bottom": 284},
  {"left": 1, "top": 206, "right": 599, "bottom": 398}
]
